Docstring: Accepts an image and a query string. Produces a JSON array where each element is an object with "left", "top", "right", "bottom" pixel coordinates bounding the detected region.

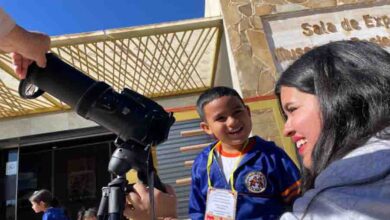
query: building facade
[{"left": 1, "top": 0, "right": 387, "bottom": 219}]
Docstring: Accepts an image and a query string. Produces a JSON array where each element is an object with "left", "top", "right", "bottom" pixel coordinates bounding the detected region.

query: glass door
[
  {"left": 17, "top": 147, "right": 52, "bottom": 220},
  {"left": 0, "top": 148, "right": 19, "bottom": 220},
  {"left": 53, "top": 142, "right": 111, "bottom": 219},
  {"left": 17, "top": 137, "right": 113, "bottom": 220}
]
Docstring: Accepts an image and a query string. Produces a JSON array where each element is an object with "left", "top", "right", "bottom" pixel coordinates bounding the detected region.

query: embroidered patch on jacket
[{"left": 245, "top": 171, "right": 267, "bottom": 193}]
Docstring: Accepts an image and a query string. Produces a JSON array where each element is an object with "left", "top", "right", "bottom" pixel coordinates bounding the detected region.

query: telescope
[{"left": 19, "top": 53, "right": 175, "bottom": 220}]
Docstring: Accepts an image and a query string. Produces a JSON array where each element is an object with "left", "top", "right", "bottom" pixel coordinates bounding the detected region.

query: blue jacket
[
  {"left": 43, "top": 207, "right": 69, "bottom": 220},
  {"left": 281, "top": 137, "right": 390, "bottom": 220},
  {"left": 189, "top": 136, "right": 301, "bottom": 220}
]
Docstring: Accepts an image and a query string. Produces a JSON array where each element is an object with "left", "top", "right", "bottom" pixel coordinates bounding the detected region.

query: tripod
[{"left": 97, "top": 138, "right": 166, "bottom": 220}]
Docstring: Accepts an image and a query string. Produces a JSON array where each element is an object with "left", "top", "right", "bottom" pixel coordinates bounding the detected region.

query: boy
[{"left": 189, "top": 86, "right": 301, "bottom": 220}]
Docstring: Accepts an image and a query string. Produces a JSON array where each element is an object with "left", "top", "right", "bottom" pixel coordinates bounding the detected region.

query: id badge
[{"left": 204, "top": 187, "right": 237, "bottom": 220}]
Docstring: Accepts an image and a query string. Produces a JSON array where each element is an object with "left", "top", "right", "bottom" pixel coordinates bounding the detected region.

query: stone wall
[{"left": 219, "top": 0, "right": 377, "bottom": 97}]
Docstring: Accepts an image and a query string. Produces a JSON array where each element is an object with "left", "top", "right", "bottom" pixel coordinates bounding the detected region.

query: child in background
[
  {"left": 189, "top": 86, "right": 301, "bottom": 220},
  {"left": 77, "top": 207, "right": 97, "bottom": 220},
  {"left": 29, "top": 189, "right": 69, "bottom": 220}
]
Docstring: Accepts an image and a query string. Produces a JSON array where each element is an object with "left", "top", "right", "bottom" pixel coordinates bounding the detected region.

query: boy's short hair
[{"left": 196, "top": 86, "right": 244, "bottom": 121}]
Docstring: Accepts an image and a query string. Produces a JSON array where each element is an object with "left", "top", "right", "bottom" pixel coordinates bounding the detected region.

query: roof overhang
[{"left": 0, "top": 16, "right": 223, "bottom": 120}]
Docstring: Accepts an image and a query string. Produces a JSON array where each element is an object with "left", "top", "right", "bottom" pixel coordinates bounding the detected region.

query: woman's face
[{"left": 280, "top": 86, "right": 322, "bottom": 169}]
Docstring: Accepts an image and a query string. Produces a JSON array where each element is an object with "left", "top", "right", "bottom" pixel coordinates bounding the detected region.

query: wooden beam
[
  {"left": 181, "top": 128, "right": 205, "bottom": 137},
  {"left": 180, "top": 143, "right": 210, "bottom": 153},
  {"left": 184, "top": 160, "right": 194, "bottom": 167},
  {"left": 176, "top": 177, "right": 191, "bottom": 186}
]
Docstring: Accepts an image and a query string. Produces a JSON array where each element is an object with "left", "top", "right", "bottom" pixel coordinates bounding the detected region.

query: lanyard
[{"left": 206, "top": 139, "right": 249, "bottom": 193}]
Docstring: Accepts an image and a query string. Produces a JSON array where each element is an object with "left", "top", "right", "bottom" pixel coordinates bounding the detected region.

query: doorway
[{"left": 16, "top": 133, "right": 115, "bottom": 220}]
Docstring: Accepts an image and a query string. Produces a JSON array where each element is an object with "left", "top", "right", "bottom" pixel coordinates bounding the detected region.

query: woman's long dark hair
[{"left": 275, "top": 40, "right": 390, "bottom": 192}]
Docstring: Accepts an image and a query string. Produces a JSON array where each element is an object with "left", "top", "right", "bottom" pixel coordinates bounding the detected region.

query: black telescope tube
[
  {"left": 26, "top": 53, "right": 95, "bottom": 107},
  {"left": 22, "top": 53, "right": 175, "bottom": 146}
]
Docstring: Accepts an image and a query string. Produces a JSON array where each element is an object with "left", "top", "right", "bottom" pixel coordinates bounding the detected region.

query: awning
[{"left": 0, "top": 16, "right": 223, "bottom": 120}]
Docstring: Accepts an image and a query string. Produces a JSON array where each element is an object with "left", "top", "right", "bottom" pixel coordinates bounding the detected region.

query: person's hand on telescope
[
  {"left": 124, "top": 182, "right": 178, "bottom": 220},
  {"left": 0, "top": 24, "right": 50, "bottom": 79}
]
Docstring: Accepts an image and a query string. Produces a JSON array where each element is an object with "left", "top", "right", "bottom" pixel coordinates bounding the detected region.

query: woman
[
  {"left": 29, "top": 189, "right": 69, "bottom": 220},
  {"left": 124, "top": 40, "right": 390, "bottom": 219},
  {"left": 275, "top": 40, "right": 390, "bottom": 219}
]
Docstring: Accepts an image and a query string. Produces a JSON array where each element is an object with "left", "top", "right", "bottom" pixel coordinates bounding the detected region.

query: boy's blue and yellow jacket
[{"left": 189, "top": 136, "right": 301, "bottom": 220}]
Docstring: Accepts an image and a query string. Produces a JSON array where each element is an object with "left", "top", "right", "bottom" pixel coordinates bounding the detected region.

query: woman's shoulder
[
  {"left": 316, "top": 138, "right": 390, "bottom": 188},
  {"left": 292, "top": 177, "right": 390, "bottom": 220}
]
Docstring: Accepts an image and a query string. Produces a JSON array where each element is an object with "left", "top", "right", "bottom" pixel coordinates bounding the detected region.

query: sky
[{"left": 1, "top": 0, "right": 204, "bottom": 36}]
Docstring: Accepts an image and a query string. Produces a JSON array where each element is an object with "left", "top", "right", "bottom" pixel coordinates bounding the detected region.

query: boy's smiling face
[{"left": 200, "top": 95, "right": 252, "bottom": 151}]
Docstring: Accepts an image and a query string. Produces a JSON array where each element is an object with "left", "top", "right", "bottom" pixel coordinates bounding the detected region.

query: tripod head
[{"left": 19, "top": 53, "right": 175, "bottom": 219}]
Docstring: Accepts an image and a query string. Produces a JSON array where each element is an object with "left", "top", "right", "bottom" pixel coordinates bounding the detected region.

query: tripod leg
[
  {"left": 148, "top": 169, "right": 157, "bottom": 220},
  {"left": 108, "top": 184, "right": 126, "bottom": 220},
  {"left": 98, "top": 187, "right": 109, "bottom": 220}
]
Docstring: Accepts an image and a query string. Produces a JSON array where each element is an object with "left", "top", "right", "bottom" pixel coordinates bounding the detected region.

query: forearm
[{"left": 0, "top": 8, "right": 16, "bottom": 38}]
